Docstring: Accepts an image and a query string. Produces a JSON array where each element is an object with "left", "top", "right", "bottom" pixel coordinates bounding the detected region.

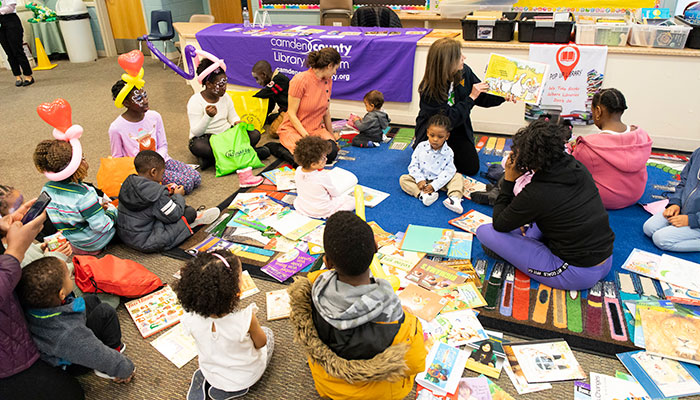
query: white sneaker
[
  {"left": 419, "top": 192, "right": 439, "bottom": 207},
  {"left": 382, "top": 134, "right": 391, "bottom": 143},
  {"left": 191, "top": 207, "right": 221, "bottom": 228},
  {"left": 443, "top": 196, "right": 464, "bottom": 214}
]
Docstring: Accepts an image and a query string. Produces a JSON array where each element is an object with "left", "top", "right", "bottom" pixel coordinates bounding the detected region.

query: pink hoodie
[{"left": 572, "top": 126, "right": 653, "bottom": 210}]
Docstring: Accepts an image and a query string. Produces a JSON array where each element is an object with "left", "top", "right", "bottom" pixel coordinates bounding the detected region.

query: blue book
[{"left": 618, "top": 350, "right": 700, "bottom": 399}]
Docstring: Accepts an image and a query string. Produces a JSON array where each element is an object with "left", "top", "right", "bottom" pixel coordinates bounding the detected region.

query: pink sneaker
[{"left": 236, "top": 167, "right": 263, "bottom": 188}]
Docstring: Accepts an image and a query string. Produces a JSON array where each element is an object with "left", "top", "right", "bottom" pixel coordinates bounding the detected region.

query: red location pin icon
[{"left": 556, "top": 45, "right": 580, "bottom": 81}]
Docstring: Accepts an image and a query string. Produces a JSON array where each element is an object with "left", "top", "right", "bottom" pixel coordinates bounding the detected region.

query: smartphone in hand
[{"left": 21, "top": 192, "right": 51, "bottom": 224}]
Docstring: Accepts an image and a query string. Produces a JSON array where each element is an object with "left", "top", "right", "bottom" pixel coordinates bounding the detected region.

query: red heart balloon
[
  {"left": 37, "top": 98, "right": 72, "bottom": 133},
  {"left": 118, "top": 50, "right": 144, "bottom": 76}
]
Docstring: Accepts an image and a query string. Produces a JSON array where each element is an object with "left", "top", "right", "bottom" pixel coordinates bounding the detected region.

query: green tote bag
[{"left": 209, "top": 123, "right": 264, "bottom": 177}]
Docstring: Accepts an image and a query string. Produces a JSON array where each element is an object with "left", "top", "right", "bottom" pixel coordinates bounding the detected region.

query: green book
[{"left": 400, "top": 224, "right": 453, "bottom": 257}]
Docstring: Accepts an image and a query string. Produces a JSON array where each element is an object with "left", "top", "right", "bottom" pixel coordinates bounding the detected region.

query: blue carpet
[{"left": 333, "top": 138, "right": 700, "bottom": 283}]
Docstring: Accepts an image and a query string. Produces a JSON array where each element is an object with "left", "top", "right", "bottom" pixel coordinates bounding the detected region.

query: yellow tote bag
[{"left": 227, "top": 90, "right": 269, "bottom": 133}]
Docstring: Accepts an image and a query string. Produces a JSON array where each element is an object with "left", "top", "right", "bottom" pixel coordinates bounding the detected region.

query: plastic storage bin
[
  {"left": 675, "top": 16, "right": 700, "bottom": 49},
  {"left": 517, "top": 12, "right": 574, "bottom": 43},
  {"left": 438, "top": 0, "right": 514, "bottom": 19},
  {"left": 461, "top": 12, "right": 516, "bottom": 41},
  {"left": 55, "top": 0, "right": 97, "bottom": 63},
  {"left": 628, "top": 20, "right": 691, "bottom": 48},
  {"left": 575, "top": 21, "right": 631, "bottom": 46}
]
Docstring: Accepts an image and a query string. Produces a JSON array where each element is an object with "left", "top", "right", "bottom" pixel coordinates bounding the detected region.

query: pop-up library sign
[{"left": 527, "top": 44, "right": 608, "bottom": 117}]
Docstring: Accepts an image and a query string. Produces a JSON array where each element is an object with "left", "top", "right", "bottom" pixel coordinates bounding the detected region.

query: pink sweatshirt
[
  {"left": 572, "top": 126, "right": 653, "bottom": 210},
  {"left": 293, "top": 168, "right": 354, "bottom": 219},
  {"left": 108, "top": 110, "right": 170, "bottom": 161}
]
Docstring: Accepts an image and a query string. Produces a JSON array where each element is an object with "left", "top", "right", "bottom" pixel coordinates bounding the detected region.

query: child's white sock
[{"left": 443, "top": 196, "right": 463, "bottom": 214}]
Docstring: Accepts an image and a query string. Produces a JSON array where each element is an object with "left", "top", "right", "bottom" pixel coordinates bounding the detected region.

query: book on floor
[
  {"left": 449, "top": 210, "right": 492, "bottom": 235},
  {"left": 260, "top": 248, "right": 315, "bottom": 282},
  {"left": 406, "top": 259, "right": 467, "bottom": 292},
  {"left": 574, "top": 381, "right": 591, "bottom": 400},
  {"left": 240, "top": 270, "right": 260, "bottom": 299},
  {"left": 506, "top": 339, "right": 585, "bottom": 383},
  {"left": 343, "top": 185, "right": 390, "bottom": 208},
  {"left": 275, "top": 169, "right": 296, "bottom": 191},
  {"left": 261, "top": 166, "right": 293, "bottom": 185},
  {"left": 415, "top": 384, "right": 457, "bottom": 399},
  {"left": 434, "top": 259, "right": 482, "bottom": 288},
  {"left": 433, "top": 309, "right": 488, "bottom": 347},
  {"left": 617, "top": 350, "right": 700, "bottom": 399},
  {"left": 266, "top": 289, "right": 291, "bottom": 321},
  {"left": 589, "top": 372, "right": 650, "bottom": 400},
  {"left": 437, "top": 282, "right": 487, "bottom": 311},
  {"left": 463, "top": 176, "right": 488, "bottom": 200},
  {"left": 125, "top": 286, "right": 184, "bottom": 338},
  {"left": 398, "top": 283, "right": 448, "bottom": 321},
  {"left": 502, "top": 354, "right": 552, "bottom": 395},
  {"left": 639, "top": 306, "right": 700, "bottom": 365},
  {"left": 446, "top": 231, "right": 473, "bottom": 260},
  {"left": 150, "top": 324, "right": 197, "bottom": 368},
  {"left": 482, "top": 376, "right": 513, "bottom": 400},
  {"left": 416, "top": 342, "right": 469, "bottom": 395},
  {"left": 262, "top": 209, "right": 323, "bottom": 241},
  {"left": 455, "top": 377, "right": 493, "bottom": 400},
  {"left": 401, "top": 225, "right": 453, "bottom": 257},
  {"left": 465, "top": 336, "right": 506, "bottom": 379}
]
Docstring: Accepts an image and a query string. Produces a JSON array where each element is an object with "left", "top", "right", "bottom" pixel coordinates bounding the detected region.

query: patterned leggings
[{"left": 162, "top": 159, "right": 201, "bottom": 194}]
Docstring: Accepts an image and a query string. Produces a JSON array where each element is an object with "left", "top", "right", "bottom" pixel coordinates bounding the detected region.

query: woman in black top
[
  {"left": 415, "top": 38, "right": 513, "bottom": 175},
  {"left": 476, "top": 120, "right": 615, "bottom": 290},
  {"left": 0, "top": 0, "right": 34, "bottom": 86}
]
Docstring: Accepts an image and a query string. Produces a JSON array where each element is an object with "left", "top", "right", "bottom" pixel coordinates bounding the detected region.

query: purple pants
[
  {"left": 476, "top": 223, "right": 612, "bottom": 290},
  {"left": 162, "top": 159, "right": 201, "bottom": 194}
]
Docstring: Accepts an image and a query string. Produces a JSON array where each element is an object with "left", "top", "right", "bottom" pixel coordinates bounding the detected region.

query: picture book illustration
[
  {"left": 401, "top": 225, "right": 454, "bottom": 257},
  {"left": 456, "top": 377, "right": 492, "bottom": 400},
  {"left": 406, "top": 259, "right": 467, "bottom": 292},
  {"left": 589, "top": 372, "right": 650, "bottom": 400},
  {"left": 266, "top": 289, "right": 291, "bottom": 321},
  {"left": 125, "top": 286, "right": 184, "bottom": 338},
  {"left": 261, "top": 248, "right": 315, "bottom": 282},
  {"left": 417, "top": 342, "right": 469, "bottom": 395},
  {"left": 416, "top": 384, "right": 457, "bottom": 400},
  {"left": 434, "top": 309, "right": 488, "bottom": 347},
  {"left": 640, "top": 306, "right": 700, "bottom": 365},
  {"left": 437, "top": 282, "right": 487, "bottom": 312},
  {"left": 449, "top": 210, "right": 492, "bottom": 235},
  {"left": 447, "top": 231, "right": 473, "bottom": 260},
  {"left": 508, "top": 340, "right": 585, "bottom": 383},
  {"left": 150, "top": 324, "right": 197, "bottom": 368},
  {"left": 503, "top": 345, "right": 552, "bottom": 394},
  {"left": 398, "top": 283, "right": 447, "bottom": 321},
  {"left": 484, "top": 53, "right": 549, "bottom": 105},
  {"left": 465, "top": 337, "right": 506, "bottom": 379},
  {"left": 483, "top": 376, "right": 515, "bottom": 400},
  {"left": 618, "top": 350, "right": 700, "bottom": 399}
]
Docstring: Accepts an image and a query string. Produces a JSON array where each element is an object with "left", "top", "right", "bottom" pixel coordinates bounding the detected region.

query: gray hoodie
[
  {"left": 354, "top": 110, "right": 391, "bottom": 143},
  {"left": 117, "top": 175, "right": 192, "bottom": 253},
  {"left": 24, "top": 296, "right": 134, "bottom": 379}
]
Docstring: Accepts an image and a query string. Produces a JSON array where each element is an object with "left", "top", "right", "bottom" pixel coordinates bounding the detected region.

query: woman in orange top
[{"left": 266, "top": 48, "right": 341, "bottom": 166}]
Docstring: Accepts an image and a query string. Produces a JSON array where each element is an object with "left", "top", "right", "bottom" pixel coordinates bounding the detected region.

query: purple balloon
[{"left": 141, "top": 35, "right": 196, "bottom": 80}]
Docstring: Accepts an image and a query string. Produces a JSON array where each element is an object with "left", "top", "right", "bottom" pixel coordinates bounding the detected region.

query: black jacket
[
  {"left": 493, "top": 155, "right": 615, "bottom": 267},
  {"left": 253, "top": 72, "right": 290, "bottom": 112},
  {"left": 355, "top": 110, "right": 390, "bottom": 142},
  {"left": 117, "top": 175, "right": 192, "bottom": 253},
  {"left": 414, "top": 64, "right": 504, "bottom": 149},
  {"left": 350, "top": 6, "right": 402, "bottom": 28}
]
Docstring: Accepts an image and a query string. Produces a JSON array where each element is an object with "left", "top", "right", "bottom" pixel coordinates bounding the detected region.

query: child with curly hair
[
  {"left": 175, "top": 250, "right": 273, "bottom": 400},
  {"left": 476, "top": 119, "right": 615, "bottom": 291},
  {"left": 18, "top": 257, "right": 135, "bottom": 383},
  {"left": 33, "top": 140, "right": 117, "bottom": 255},
  {"left": 293, "top": 136, "right": 355, "bottom": 219}
]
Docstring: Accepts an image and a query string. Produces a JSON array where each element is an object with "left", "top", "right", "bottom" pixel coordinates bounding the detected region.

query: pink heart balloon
[
  {"left": 118, "top": 50, "right": 144, "bottom": 76},
  {"left": 37, "top": 98, "right": 72, "bottom": 133}
]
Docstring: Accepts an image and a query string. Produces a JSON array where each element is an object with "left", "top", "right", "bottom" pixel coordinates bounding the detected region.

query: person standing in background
[{"left": 0, "top": 0, "right": 34, "bottom": 86}]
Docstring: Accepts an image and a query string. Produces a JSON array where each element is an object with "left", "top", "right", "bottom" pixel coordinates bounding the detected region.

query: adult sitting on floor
[
  {"left": 187, "top": 59, "right": 270, "bottom": 170},
  {"left": 266, "top": 48, "right": 341, "bottom": 166},
  {"left": 476, "top": 119, "right": 615, "bottom": 291}
]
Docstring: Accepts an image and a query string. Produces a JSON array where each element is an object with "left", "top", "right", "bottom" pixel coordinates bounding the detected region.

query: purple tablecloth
[{"left": 195, "top": 24, "right": 430, "bottom": 102}]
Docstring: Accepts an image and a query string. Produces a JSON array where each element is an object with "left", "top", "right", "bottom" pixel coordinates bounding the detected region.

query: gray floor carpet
[{"left": 2, "top": 59, "right": 688, "bottom": 400}]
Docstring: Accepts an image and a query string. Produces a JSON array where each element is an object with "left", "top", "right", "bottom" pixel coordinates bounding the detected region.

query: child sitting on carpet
[
  {"left": 643, "top": 146, "right": 700, "bottom": 252},
  {"left": 293, "top": 136, "right": 355, "bottom": 219},
  {"left": 400, "top": 114, "right": 464, "bottom": 213},
  {"left": 288, "top": 211, "right": 426, "bottom": 400},
  {"left": 18, "top": 257, "right": 135, "bottom": 383},
  {"left": 349, "top": 90, "right": 390, "bottom": 148},
  {"left": 251, "top": 60, "right": 290, "bottom": 138},
  {"left": 34, "top": 140, "right": 117, "bottom": 255},
  {"left": 175, "top": 250, "right": 273, "bottom": 400},
  {"left": 117, "top": 151, "right": 219, "bottom": 253}
]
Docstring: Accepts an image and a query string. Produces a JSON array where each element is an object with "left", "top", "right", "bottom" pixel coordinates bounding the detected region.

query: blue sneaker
[
  {"left": 187, "top": 369, "right": 207, "bottom": 400},
  {"left": 208, "top": 385, "right": 249, "bottom": 400}
]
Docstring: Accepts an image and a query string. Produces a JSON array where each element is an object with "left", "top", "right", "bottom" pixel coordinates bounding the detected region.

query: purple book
[{"left": 261, "top": 249, "right": 315, "bottom": 282}]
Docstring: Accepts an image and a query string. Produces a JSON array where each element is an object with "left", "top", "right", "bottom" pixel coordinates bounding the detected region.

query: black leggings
[
  {"left": 0, "top": 358, "right": 84, "bottom": 400},
  {"left": 0, "top": 13, "right": 32, "bottom": 77},
  {"left": 188, "top": 130, "right": 264, "bottom": 169},
  {"left": 266, "top": 140, "right": 339, "bottom": 166},
  {"left": 448, "top": 134, "right": 480, "bottom": 176}
]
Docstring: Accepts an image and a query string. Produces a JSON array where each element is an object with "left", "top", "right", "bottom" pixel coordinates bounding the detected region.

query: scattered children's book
[
  {"left": 261, "top": 166, "right": 293, "bottom": 185},
  {"left": 639, "top": 306, "right": 700, "bottom": 365},
  {"left": 275, "top": 169, "right": 296, "bottom": 191},
  {"left": 574, "top": 381, "right": 591, "bottom": 400},
  {"left": 507, "top": 339, "right": 585, "bottom": 383},
  {"left": 434, "top": 309, "right": 488, "bottom": 346},
  {"left": 618, "top": 350, "right": 700, "bottom": 399},
  {"left": 456, "top": 377, "right": 493, "bottom": 400},
  {"left": 660, "top": 281, "right": 700, "bottom": 307},
  {"left": 446, "top": 231, "right": 473, "bottom": 260},
  {"left": 435, "top": 259, "right": 482, "bottom": 288},
  {"left": 463, "top": 176, "right": 488, "bottom": 200},
  {"left": 150, "top": 324, "right": 197, "bottom": 368},
  {"left": 406, "top": 259, "right": 467, "bottom": 291},
  {"left": 266, "top": 289, "right": 291, "bottom": 321},
  {"left": 437, "top": 282, "right": 487, "bottom": 311},
  {"left": 262, "top": 209, "right": 323, "bottom": 241},
  {"left": 502, "top": 356, "right": 552, "bottom": 395},
  {"left": 483, "top": 53, "right": 549, "bottom": 105},
  {"left": 482, "top": 376, "right": 513, "bottom": 400},
  {"left": 125, "top": 286, "right": 184, "bottom": 338},
  {"left": 622, "top": 249, "right": 700, "bottom": 293},
  {"left": 416, "top": 384, "right": 457, "bottom": 399},
  {"left": 240, "top": 270, "right": 260, "bottom": 299},
  {"left": 398, "top": 283, "right": 448, "bottom": 321},
  {"left": 449, "top": 210, "right": 492, "bottom": 235},
  {"left": 342, "top": 185, "right": 390, "bottom": 208},
  {"left": 589, "top": 372, "right": 650, "bottom": 400},
  {"left": 465, "top": 337, "right": 507, "bottom": 379},
  {"left": 401, "top": 225, "right": 454, "bottom": 257},
  {"left": 261, "top": 248, "right": 315, "bottom": 282},
  {"left": 416, "top": 342, "right": 469, "bottom": 396}
]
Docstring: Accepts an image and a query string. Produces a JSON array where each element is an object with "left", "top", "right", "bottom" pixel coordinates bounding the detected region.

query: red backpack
[{"left": 73, "top": 255, "right": 163, "bottom": 298}]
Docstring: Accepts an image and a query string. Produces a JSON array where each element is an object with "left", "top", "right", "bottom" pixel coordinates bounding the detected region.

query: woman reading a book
[
  {"left": 415, "top": 38, "right": 515, "bottom": 176},
  {"left": 476, "top": 119, "right": 615, "bottom": 291},
  {"left": 266, "top": 47, "right": 341, "bottom": 166}
]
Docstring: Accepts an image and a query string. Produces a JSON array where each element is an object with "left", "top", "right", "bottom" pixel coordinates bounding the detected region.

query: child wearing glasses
[
  {"left": 186, "top": 59, "right": 270, "bottom": 171},
  {"left": 175, "top": 250, "right": 273, "bottom": 400}
]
